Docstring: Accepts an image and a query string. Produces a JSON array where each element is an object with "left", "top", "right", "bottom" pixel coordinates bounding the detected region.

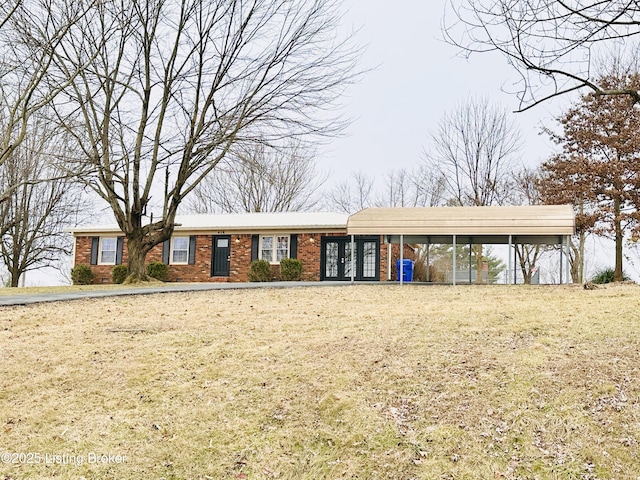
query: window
[
  {"left": 99, "top": 237, "right": 117, "bottom": 265},
  {"left": 260, "top": 235, "right": 289, "bottom": 263},
  {"left": 171, "top": 237, "right": 189, "bottom": 264}
]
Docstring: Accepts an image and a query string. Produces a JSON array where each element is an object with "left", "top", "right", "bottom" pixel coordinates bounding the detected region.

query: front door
[
  {"left": 211, "top": 235, "right": 231, "bottom": 277},
  {"left": 321, "top": 236, "right": 379, "bottom": 281}
]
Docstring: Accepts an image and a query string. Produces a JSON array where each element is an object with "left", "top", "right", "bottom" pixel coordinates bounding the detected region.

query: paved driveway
[{"left": 0, "top": 281, "right": 353, "bottom": 306}]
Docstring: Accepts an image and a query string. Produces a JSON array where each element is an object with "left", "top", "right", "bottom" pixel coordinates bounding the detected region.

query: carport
[{"left": 347, "top": 205, "right": 576, "bottom": 284}]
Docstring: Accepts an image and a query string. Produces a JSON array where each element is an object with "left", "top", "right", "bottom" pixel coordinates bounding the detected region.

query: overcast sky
[{"left": 321, "top": 0, "right": 563, "bottom": 183}]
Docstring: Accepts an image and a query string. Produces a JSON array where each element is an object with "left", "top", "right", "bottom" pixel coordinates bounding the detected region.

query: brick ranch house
[
  {"left": 71, "top": 206, "right": 575, "bottom": 285},
  {"left": 71, "top": 212, "right": 398, "bottom": 284}
]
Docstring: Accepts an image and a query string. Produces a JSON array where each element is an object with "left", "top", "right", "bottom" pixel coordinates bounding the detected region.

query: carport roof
[{"left": 347, "top": 205, "right": 575, "bottom": 237}]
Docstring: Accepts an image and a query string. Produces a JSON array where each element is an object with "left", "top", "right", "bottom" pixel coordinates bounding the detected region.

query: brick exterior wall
[{"left": 74, "top": 233, "right": 410, "bottom": 284}]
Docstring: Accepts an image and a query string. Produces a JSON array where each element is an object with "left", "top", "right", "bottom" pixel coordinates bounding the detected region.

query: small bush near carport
[
  {"left": 147, "top": 262, "right": 168, "bottom": 281},
  {"left": 591, "top": 268, "right": 630, "bottom": 284},
  {"left": 280, "top": 258, "right": 303, "bottom": 281},
  {"left": 71, "top": 264, "right": 94, "bottom": 285},
  {"left": 112, "top": 265, "right": 128, "bottom": 284},
  {"left": 248, "top": 259, "right": 272, "bottom": 282}
]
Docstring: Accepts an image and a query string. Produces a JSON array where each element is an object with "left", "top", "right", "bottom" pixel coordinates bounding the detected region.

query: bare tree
[
  {"left": 0, "top": 1, "right": 91, "bottom": 167},
  {"left": 379, "top": 166, "right": 446, "bottom": 208},
  {"left": 423, "top": 96, "right": 523, "bottom": 282},
  {"left": 326, "top": 165, "right": 446, "bottom": 214},
  {"left": 376, "top": 166, "right": 447, "bottom": 282},
  {"left": 50, "top": 0, "right": 361, "bottom": 281},
  {"left": 188, "top": 142, "right": 327, "bottom": 213},
  {"left": 424, "top": 96, "right": 523, "bottom": 208},
  {"left": 325, "top": 170, "right": 375, "bottom": 214},
  {"left": 509, "top": 167, "right": 544, "bottom": 284},
  {"left": 0, "top": 1, "right": 93, "bottom": 254},
  {"left": 445, "top": 1, "right": 640, "bottom": 110},
  {"left": 0, "top": 118, "right": 87, "bottom": 287},
  {"left": 513, "top": 160, "right": 590, "bottom": 284}
]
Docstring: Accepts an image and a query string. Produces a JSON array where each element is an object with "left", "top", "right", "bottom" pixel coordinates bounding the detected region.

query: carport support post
[
  {"left": 387, "top": 238, "right": 391, "bottom": 281},
  {"left": 514, "top": 240, "right": 518, "bottom": 284},
  {"left": 452, "top": 234, "right": 457, "bottom": 286},
  {"left": 350, "top": 235, "right": 355, "bottom": 283},
  {"left": 559, "top": 236, "right": 563, "bottom": 284},
  {"left": 426, "top": 239, "right": 430, "bottom": 282},
  {"left": 468, "top": 239, "right": 472, "bottom": 284},
  {"left": 508, "top": 235, "right": 512, "bottom": 285},
  {"left": 565, "top": 235, "right": 571, "bottom": 284},
  {"left": 400, "top": 234, "right": 404, "bottom": 285}
]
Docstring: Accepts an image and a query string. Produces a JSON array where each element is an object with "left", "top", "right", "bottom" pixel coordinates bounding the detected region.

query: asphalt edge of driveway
[{"left": 0, "top": 281, "right": 385, "bottom": 307}]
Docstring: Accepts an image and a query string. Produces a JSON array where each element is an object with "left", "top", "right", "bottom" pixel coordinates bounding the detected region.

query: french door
[{"left": 321, "top": 236, "right": 379, "bottom": 281}]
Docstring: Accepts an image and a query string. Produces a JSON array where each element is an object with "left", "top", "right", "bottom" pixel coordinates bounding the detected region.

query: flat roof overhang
[
  {"left": 347, "top": 206, "right": 575, "bottom": 244},
  {"left": 68, "top": 212, "right": 349, "bottom": 236},
  {"left": 69, "top": 225, "right": 348, "bottom": 236}
]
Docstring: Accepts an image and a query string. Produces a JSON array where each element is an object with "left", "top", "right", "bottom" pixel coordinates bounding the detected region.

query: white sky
[{"left": 322, "top": 0, "right": 562, "bottom": 180}]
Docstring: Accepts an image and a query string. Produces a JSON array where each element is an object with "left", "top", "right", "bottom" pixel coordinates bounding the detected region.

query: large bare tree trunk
[{"left": 125, "top": 235, "right": 153, "bottom": 283}]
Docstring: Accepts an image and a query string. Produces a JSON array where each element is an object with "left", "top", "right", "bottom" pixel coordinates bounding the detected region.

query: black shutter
[
  {"left": 162, "top": 239, "right": 170, "bottom": 264},
  {"left": 188, "top": 236, "right": 196, "bottom": 265},
  {"left": 115, "top": 237, "right": 124, "bottom": 265},
  {"left": 90, "top": 237, "right": 99, "bottom": 265},
  {"left": 290, "top": 234, "right": 298, "bottom": 259},
  {"left": 251, "top": 235, "right": 259, "bottom": 261}
]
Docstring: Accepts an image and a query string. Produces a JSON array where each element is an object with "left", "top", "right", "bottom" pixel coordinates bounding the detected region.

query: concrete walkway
[{"left": 0, "top": 281, "right": 355, "bottom": 306}]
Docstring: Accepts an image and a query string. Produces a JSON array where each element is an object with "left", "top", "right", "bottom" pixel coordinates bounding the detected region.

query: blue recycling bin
[{"left": 396, "top": 259, "right": 414, "bottom": 282}]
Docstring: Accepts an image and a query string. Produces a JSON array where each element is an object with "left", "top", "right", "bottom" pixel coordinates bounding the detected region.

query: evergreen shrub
[
  {"left": 147, "top": 262, "right": 168, "bottom": 281},
  {"left": 112, "top": 265, "right": 128, "bottom": 284},
  {"left": 248, "top": 259, "right": 272, "bottom": 282},
  {"left": 71, "top": 264, "right": 94, "bottom": 285},
  {"left": 280, "top": 258, "right": 303, "bottom": 281}
]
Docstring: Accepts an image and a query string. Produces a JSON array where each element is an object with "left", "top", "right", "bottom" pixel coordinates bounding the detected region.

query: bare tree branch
[
  {"left": 0, "top": 0, "right": 97, "bottom": 167},
  {"left": 422, "top": 96, "right": 523, "bottom": 207},
  {"left": 445, "top": 0, "right": 640, "bottom": 110},
  {"left": 325, "top": 170, "right": 375, "bottom": 214},
  {"left": 187, "top": 141, "right": 328, "bottom": 213}
]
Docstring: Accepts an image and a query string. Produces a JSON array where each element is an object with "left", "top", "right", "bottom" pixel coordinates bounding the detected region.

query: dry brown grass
[{"left": 1, "top": 284, "right": 639, "bottom": 479}]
